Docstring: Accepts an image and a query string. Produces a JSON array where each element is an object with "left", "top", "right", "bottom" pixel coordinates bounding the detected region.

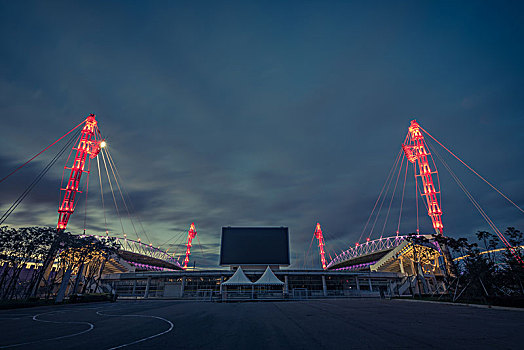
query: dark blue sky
[{"left": 1, "top": 1, "right": 523, "bottom": 268}]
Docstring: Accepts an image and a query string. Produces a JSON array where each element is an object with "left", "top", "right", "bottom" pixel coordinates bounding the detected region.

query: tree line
[
  {"left": 410, "top": 227, "right": 524, "bottom": 303},
  {"left": 0, "top": 226, "right": 119, "bottom": 302}
]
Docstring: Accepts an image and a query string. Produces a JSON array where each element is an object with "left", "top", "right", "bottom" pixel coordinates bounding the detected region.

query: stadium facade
[{"left": 101, "top": 228, "right": 447, "bottom": 300}]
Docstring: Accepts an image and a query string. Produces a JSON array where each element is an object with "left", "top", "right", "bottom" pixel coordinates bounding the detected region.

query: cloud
[{"left": 1, "top": 1, "right": 523, "bottom": 268}]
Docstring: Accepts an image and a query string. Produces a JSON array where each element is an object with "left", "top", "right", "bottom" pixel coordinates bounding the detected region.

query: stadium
[
  {"left": 0, "top": 117, "right": 452, "bottom": 301},
  {"left": 101, "top": 226, "right": 446, "bottom": 300}
]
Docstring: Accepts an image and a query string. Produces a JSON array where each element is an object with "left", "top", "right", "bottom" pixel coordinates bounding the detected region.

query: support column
[
  {"left": 322, "top": 275, "right": 327, "bottom": 297},
  {"left": 284, "top": 275, "right": 289, "bottom": 295},
  {"left": 132, "top": 280, "right": 137, "bottom": 297},
  {"left": 219, "top": 276, "right": 223, "bottom": 294},
  {"left": 144, "top": 277, "right": 151, "bottom": 298},
  {"left": 355, "top": 276, "right": 360, "bottom": 291},
  {"left": 417, "top": 265, "right": 429, "bottom": 294},
  {"left": 399, "top": 257, "right": 405, "bottom": 274},
  {"left": 368, "top": 277, "right": 373, "bottom": 292},
  {"left": 72, "top": 263, "right": 85, "bottom": 295},
  {"left": 431, "top": 275, "right": 438, "bottom": 294},
  {"left": 93, "top": 259, "right": 107, "bottom": 293},
  {"left": 181, "top": 276, "right": 186, "bottom": 298},
  {"left": 55, "top": 269, "right": 72, "bottom": 303}
]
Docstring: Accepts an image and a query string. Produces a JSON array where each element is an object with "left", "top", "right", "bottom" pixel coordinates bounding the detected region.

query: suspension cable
[
  {"left": 414, "top": 162, "right": 419, "bottom": 234},
  {"left": 0, "top": 121, "right": 85, "bottom": 184},
  {"left": 196, "top": 233, "right": 206, "bottom": 259},
  {"left": 358, "top": 147, "right": 404, "bottom": 243},
  {"left": 158, "top": 229, "right": 186, "bottom": 249},
  {"left": 322, "top": 229, "right": 341, "bottom": 256},
  {"left": 0, "top": 129, "right": 81, "bottom": 225},
  {"left": 431, "top": 144, "right": 505, "bottom": 240},
  {"left": 105, "top": 148, "right": 152, "bottom": 244},
  {"left": 420, "top": 126, "right": 523, "bottom": 214},
  {"left": 58, "top": 134, "right": 77, "bottom": 209},
  {"left": 103, "top": 147, "right": 139, "bottom": 240},
  {"left": 304, "top": 234, "right": 315, "bottom": 269},
  {"left": 426, "top": 138, "right": 443, "bottom": 213},
  {"left": 369, "top": 147, "right": 403, "bottom": 239},
  {"left": 83, "top": 157, "right": 91, "bottom": 233},
  {"left": 429, "top": 143, "right": 522, "bottom": 264},
  {"left": 322, "top": 229, "right": 344, "bottom": 262},
  {"left": 380, "top": 154, "right": 405, "bottom": 239},
  {"left": 170, "top": 230, "right": 190, "bottom": 257},
  {"left": 96, "top": 154, "right": 108, "bottom": 234},
  {"left": 100, "top": 148, "right": 126, "bottom": 237},
  {"left": 396, "top": 153, "right": 409, "bottom": 236}
]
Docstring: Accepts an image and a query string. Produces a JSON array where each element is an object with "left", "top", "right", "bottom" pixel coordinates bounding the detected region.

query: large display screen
[{"left": 220, "top": 227, "right": 290, "bottom": 265}]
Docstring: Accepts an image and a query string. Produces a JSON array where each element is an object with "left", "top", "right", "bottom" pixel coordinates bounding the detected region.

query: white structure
[
  {"left": 221, "top": 266, "right": 253, "bottom": 300},
  {"left": 221, "top": 267, "right": 252, "bottom": 286},
  {"left": 253, "top": 266, "right": 284, "bottom": 285}
]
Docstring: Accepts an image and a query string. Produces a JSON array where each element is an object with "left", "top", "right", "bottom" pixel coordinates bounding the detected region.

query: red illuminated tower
[
  {"left": 402, "top": 120, "right": 443, "bottom": 234},
  {"left": 183, "top": 223, "right": 197, "bottom": 269},
  {"left": 57, "top": 114, "right": 103, "bottom": 231},
  {"left": 314, "top": 223, "right": 327, "bottom": 270}
]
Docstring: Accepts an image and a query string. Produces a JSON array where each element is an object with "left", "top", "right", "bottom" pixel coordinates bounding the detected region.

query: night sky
[{"left": 1, "top": 1, "right": 523, "bottom": 268}]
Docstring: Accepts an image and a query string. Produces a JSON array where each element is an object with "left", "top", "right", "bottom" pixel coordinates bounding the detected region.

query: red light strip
[
  {"left": 404, "top": 120, "right": 443, "bottom": 235},
  {"left": 183, "top": 223, "right": 197, "bottom": 269},
  {"left": 57, "top": 115, "right": 100, "bottom": 231},
  {"left": 314, "top": 223, "right": 327, "bottom": 270}
]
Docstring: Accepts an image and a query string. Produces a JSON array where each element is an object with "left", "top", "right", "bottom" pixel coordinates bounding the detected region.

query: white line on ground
[
  {"left": 96, "top": 310, "right": 174, "bottom": 350},
  {"left": 0, "top": 311, "right": 95, "bottom": 348}
]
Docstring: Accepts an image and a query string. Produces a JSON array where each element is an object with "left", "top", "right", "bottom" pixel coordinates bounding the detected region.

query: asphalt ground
[{"left": 0, "top": 298, "right": 521, "bottom": 349}]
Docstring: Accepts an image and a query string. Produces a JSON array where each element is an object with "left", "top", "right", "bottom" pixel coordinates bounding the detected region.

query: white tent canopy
[
  {"left": 222, "top": 266, "right": 253, "bottom": 285},
  {"left": 253, "top": 266, "right": 284, "bottom": 285}
]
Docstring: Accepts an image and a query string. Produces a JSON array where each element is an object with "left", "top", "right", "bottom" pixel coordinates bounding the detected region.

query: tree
[
  {"left": 0, "top": 226, "right": 58, "bottom": 300},
  {"left": 0, "top": 226, "right": 120, "bottom": 301},
  {"left": 432, "top": 228, "right": 524, "bottom": 302}
]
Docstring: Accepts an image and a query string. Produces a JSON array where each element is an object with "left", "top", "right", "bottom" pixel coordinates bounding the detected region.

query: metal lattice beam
[
  {"left": 327, "top": 235, "right": 433, "bottom": 269},
  {"left": 89, "top": 235, "right": 183, "bottom": 269}
]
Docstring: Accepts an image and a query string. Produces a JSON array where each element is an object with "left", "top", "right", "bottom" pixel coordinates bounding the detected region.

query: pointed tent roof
[
  {"left": 222, "top": 266, "right": 253, "bottom": 285},
  {"left": 254, "top": 266, "right": 284, "bottom": 285}
]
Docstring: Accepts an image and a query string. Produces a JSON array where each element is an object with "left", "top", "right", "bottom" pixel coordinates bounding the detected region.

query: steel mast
[
  {"left": 183, "top": 223, "right": 197, "bottom": 269},
  {"left": 57, "top": 114, "right": 103, "bottom": 231},
  {"left": 402, "top": 120, "right": 443, "bottom": 235},
  {"left": 314, "top": 223, "right": 327, "bottom": 270}
]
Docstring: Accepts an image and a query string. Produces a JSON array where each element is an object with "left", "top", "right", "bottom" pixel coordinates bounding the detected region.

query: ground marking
[
  {"left": 0, "top": 311, "right": 94, "bottom": 348},
  {"left": 96, "top": 310, "right": 174, "bottom": 349}
]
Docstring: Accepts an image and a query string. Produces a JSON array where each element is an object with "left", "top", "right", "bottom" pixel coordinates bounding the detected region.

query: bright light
[{"left": 100, "top": 140, "right": 107, "bottom": 148}]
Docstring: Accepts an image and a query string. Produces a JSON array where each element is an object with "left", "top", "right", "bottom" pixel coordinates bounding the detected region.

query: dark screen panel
[{"left": 220, "top": 227, "right": 290, "bottom": 265}]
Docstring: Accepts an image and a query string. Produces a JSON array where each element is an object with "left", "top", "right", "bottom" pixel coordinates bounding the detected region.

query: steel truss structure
[
  {"left": 314, "top": 223, "right": 327, "bottom": 270},
  {"left": 89, "top": 235, "right": 183, "bottom": 269},
  {"left": 58, "top": 114, "right": 103, "bottom": 231},
  {"left": 326, "top": 120, "right": 447, "bottom": 270},
  {"left": 403, "top": 120, "right": 443, "bottom": 234},
  {"left": 183, "top": 223, "right": 197, "bottom": 269},
  {"left": 327, "top": 235, "right": 412, "bottom": 269},
  {"left": 55, "top": 115, "right": 182, "bottom": 271}
]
